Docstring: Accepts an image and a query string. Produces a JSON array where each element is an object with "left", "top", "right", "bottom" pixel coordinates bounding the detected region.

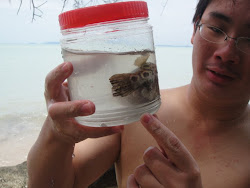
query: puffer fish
[{"left": 109, "top": 54, "right": 160, "bottom": 101}]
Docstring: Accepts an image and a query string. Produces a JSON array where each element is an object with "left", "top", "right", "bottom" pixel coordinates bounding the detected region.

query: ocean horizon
[{"left": 0, "top": 42, "right": 193, "bottom": 47}]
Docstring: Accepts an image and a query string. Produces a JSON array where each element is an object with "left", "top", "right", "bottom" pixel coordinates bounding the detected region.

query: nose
[{"left": 213, "top": 38, "right": 240, "bottom": 64}]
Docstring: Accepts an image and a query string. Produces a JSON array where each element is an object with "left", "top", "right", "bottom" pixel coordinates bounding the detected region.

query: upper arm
[{"left": 73, "top": 133, "right": 121, "bottom": 187}]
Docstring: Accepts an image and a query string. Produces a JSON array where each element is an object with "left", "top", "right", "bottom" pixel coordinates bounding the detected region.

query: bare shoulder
[
  {"left": 153, "top": 85, "right": 191, "bottom": 133},
  {"left": 160, "top": 85, "right": 188, "bottom": 103},
  {"left": 158, "top": 85, "right": 189, "bottom": 114}
]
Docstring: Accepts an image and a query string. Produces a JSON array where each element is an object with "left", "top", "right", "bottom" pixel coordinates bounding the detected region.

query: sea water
[{"left": 62, "top": 50, "right": 161, "bottom": 127}]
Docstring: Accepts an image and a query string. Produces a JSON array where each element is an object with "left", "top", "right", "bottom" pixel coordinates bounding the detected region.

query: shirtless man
[{"left": 27, "top": 0, "right": 250, "bottom": 187}]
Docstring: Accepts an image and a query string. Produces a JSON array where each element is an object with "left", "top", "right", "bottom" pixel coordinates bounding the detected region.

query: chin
[
  {"left": 194, "top": 75, "right": 233, "bottom": 99},
  {"left": 201, "top": 80, "right": 250, "bottom": 104}
]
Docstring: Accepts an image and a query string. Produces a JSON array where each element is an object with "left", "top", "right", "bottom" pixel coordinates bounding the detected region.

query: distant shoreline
[
  {"left": 0, "top": 42, "right": 60, "bottom": 45},
  {"left": 0, "top": 43, "right": 193, "bottom": 48}
]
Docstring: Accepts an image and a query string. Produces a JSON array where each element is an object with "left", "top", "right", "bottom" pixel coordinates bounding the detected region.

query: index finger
[
  {"left": 140, "top": 113, "right": 197, "bottom": 172},
  {"left": 45, "top": 62, "right": 73, "bottom": 100}
]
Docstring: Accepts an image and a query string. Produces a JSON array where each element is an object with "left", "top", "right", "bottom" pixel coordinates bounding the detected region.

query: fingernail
[
  {"left": 144, "top": 146, "right": 154, "bottom": 155},
  {"left": 81, "top": 102, "right": 94, "bottom": 115},
  {"left": 141, "top": 113, "right": 152, "bottom": 124},
  {"left": 142, "top": 113, "right": 160, "bottom": 132}
]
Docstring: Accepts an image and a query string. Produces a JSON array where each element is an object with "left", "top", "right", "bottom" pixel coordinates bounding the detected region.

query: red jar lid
[{"left": 59, "top": 1, "right": 148, "bottom": 30}]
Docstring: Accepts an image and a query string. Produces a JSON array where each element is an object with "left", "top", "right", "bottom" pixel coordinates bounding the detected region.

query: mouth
[
  {"left": 209, "top": 70, "right": 233, "bottom": 79},
  {"left": 207, "top": 69, "right": 235, "bottom": 84}
]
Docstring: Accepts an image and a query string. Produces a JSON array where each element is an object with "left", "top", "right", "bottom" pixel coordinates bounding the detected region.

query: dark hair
[
  {"left": 192, "top": 0, "right": 211, "bottom": 24},
  {"left": 192, "top": 0, "right": 236, "bottom": 25}
]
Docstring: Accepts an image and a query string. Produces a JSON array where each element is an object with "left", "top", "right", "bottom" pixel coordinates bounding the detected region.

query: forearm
[{"left": 27, "top": 117, "right": 75, "bottom": 188}]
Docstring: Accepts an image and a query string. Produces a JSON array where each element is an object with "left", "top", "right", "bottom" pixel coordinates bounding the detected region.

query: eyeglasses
[{"left": 197, "top": 23, "right": 250, "bottom": 54}]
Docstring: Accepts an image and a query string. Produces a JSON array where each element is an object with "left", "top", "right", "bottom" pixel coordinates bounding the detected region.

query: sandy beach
[{"left": 0, "top": 161, "right": 117, "bottom": 188}]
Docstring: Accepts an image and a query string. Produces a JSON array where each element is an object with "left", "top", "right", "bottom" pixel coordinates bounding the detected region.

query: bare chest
[
  {"left": 197, "top": 152, "right": 249, "bottom": 188},
  {"left": 116, "top": 122, "right": 250, "bottom": 188}
]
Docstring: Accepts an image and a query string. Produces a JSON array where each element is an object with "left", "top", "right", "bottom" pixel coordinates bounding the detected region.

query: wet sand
[{"left": 0, "top": 161, "right": 117, "bottom": 188}]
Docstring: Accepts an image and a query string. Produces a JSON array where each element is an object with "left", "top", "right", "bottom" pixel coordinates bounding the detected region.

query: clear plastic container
[{"left": 59, "top": 1, "right": 161, "bottom": 127}]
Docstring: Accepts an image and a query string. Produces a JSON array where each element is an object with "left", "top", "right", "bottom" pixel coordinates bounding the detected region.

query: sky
[{"left": 0, "top": 0, "right": 197, "bottom": 46}]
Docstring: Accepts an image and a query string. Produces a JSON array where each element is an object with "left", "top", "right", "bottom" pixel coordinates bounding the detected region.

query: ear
[
  {"left": 191, "top": 24, "right": 196, "bottom": 44},
  {"left": 191, "top": 27, "right": 195, "bottom": 44},
  {"left": 191, "top": 18, "right": 200, "bottom": 44}
]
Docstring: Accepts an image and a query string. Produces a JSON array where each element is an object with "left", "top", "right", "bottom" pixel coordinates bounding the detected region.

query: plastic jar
[{"left": 59, "top": 1, "right": 161, "bottom": 127}]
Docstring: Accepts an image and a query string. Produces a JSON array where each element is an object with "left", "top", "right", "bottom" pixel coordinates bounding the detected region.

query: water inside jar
[{"left": 62, "top": 49, "right": 161, "bottom": 127}]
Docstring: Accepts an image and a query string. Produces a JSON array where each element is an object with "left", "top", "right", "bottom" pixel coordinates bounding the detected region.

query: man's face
[{"left": 191, "top": 0, "right": 250, "bottom": 103}]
